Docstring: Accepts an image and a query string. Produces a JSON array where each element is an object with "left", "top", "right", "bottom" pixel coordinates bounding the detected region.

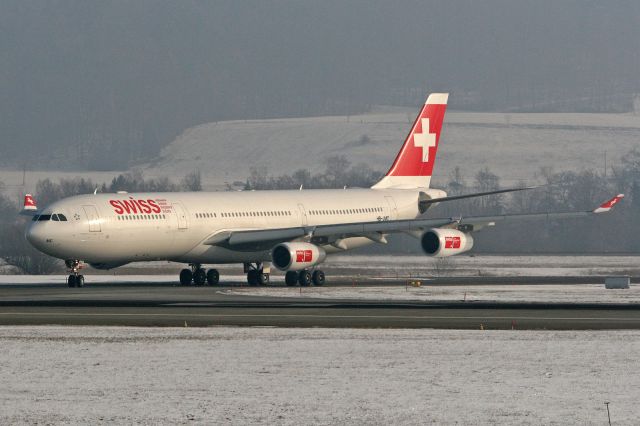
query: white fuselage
[{"left": 26, "top": 188, "right": 436, "bottom": 268}]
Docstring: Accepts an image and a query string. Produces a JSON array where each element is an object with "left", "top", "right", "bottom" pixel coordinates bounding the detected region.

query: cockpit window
[
  {"left": 32, "top": 215, "right": 39, "bottom": 221},
  {"left": 58, "top": 214, "right": 67, "bottom": 221},
  {"left": 37, "top": 215, "right": 51, "bottom": 221},
  {"left": 52, "top": 214, "right": 59, "bottom": 221}
]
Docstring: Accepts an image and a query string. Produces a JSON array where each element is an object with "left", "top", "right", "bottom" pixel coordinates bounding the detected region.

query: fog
[{"left": 1, "top": 1, "right": 639, "bottom": 169}]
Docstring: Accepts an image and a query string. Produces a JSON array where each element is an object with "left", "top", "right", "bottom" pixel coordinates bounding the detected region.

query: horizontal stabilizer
[{"left": 420, "top": 185, "right": 541, "bottom": 207}]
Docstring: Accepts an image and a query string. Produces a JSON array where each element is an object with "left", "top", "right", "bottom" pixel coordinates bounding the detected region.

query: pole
[{"left": 605, "top": 401, "right": 611, "bottom": 426}]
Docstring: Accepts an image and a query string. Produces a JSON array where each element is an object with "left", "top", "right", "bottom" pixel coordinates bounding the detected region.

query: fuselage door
[
  {"left": 173, "top": 203, "right": 188, "bottom": 229},
  {"left": 384, "top": 196, "right": 398, "bottom": 220},
  {"left": 298, "top": 203, "right": 308, "bottom": 226},
  {"left": 82, "top": 205, "right": 101, "bottom": 232}
]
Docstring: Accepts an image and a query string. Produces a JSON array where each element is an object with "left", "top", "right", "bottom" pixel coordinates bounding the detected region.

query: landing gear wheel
[
  {"left": 193, "top": 268, "right": 206, "bottom": 286},
  {"left": 67, "top": 275, "right": 77, "bottom": 288},
  {"left": 206, "top": 269, "right": 220, "bottom": 286},
  {"left": 312, "top": 270, "right": 325, "bottom": 286},
  {"left": 76, "top": 275, "right": 85, "bottom": 288},
  {"left": 257, "top": 272, "right": 270, "bottom": 286},
  {"left": 298, "top": 270, "right": 312, "bottom": 287},
  {"left": 285, "top": 271, "right": 298, "bottom": 286},
  {"left": 179, "top": 269, "right": 193, "bottom": 286},
  {"left": 247, "top": 270, "right": 259, "bottom": 286}
]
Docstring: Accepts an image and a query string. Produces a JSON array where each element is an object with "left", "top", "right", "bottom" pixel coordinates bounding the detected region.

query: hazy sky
[{"left": 1, "top": 1, "right": 639, "bottom": 169}]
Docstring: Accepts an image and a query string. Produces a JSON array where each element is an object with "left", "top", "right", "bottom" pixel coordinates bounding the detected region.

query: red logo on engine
[
  {"left": 445, "top": 236, "right": 461, "bottom": 249},
  {"left": 296, "top": 250, "right": 313, "bottom": 262},
  {"left": 109, "top": 198, "right": 162, "bottom": 215}
]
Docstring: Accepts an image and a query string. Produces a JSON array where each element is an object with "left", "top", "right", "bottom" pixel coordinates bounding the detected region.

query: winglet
[
  {"left": 19, "top": 194, "right": 38, "bottom": 216},
  {"left": 593, "top": 194, "right": 624, "bottom": 213}
]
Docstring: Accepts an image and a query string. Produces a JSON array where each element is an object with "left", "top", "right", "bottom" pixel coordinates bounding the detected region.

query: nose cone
[{"left": 26, "top": 222, "right": 47, "bottom": 252}]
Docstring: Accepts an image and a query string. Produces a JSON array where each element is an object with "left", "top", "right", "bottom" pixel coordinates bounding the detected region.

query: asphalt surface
[{"left": 1, "top": 279, "right": 640, "bottom": 329}]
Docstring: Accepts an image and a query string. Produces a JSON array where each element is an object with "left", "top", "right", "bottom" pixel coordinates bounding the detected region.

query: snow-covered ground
[
  {"left": 0, "top": 326, "right": 637, "bottom": 425},
  {"left": 226, "top": 284, "right": 640, "bottom": 304},
  {"left": 321, "top": 255, "right": 640, "bottom": 278}
]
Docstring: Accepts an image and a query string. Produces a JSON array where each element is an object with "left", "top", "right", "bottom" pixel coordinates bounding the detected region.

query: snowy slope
[
  {"left": 143, "top": 108, "right": 640, "bottom": 186},
  {"left": 3, "top": 109, "right": 639, "bottom": 194}
]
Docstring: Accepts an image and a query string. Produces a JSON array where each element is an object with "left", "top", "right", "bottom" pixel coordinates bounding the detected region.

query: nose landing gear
[{"left": 65, "top": 260, "right": 84, "bottom": 288}]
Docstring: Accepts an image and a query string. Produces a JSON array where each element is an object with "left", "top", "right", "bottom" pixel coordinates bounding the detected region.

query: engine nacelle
[
  {"left": 271, "top": 242, "right": 326, "bottom": 271},
  {"left": 421, "top": 228, "right": 473, "bottom": 257}
]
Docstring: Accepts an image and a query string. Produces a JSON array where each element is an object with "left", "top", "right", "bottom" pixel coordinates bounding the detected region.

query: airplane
[{"left": 21, "top": 93, "right": 624, "bottom": 288}]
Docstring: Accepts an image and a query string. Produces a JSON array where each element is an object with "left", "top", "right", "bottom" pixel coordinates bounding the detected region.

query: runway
[{"left": 1, "top": 281, "right": 640, "bottom": 329}]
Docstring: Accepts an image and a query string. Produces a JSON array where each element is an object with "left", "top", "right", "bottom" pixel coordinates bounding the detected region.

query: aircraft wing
[{"left": 203, "top": 194, "right": 624, "bottom": 248}]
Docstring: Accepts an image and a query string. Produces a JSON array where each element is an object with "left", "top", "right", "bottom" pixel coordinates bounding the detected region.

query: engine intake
[
  {"left": 421, "top": 228, "right": 473, "bottom": 257},
  {"left": 271, "top": 242, "right": 326, "bottom": 271}
]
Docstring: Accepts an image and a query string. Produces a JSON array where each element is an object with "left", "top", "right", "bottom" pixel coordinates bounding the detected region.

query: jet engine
[
  {"left": 421, "top": 228, "right": 473, "bottom": 257},
  {"left": 271, "top": 242, "right": 326, "bottom": 271}
]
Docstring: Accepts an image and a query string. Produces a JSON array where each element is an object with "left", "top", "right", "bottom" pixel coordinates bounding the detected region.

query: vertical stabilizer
[{"left": 372, "top": 93, "right": 448, "bottom": 189}]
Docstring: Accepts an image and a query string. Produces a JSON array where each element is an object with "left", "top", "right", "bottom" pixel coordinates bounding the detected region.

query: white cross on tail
[{"left": 413, "top": 118, "right": 437, "bottom": 162}]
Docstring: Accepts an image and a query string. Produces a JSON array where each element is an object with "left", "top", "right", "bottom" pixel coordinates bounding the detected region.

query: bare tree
[{"left": 182, "top": 171, "right": 202, "bottom": 191}]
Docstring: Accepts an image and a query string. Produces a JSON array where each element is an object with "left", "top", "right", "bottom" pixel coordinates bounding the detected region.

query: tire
[
  {"left": 285, "top": 271, "right": 298, "bottom": 286},
  {"left": 258, "top": 272, "right": 270, "bottom": 286},
  {"left": 312, "top": 270, "right": 325, "bottom": 286},
  {"left": 76, "top": 275, "right": 85, "bottom": 288},
  {"left": 67, "top": 275, "right": 77, "bottom": 288},
  {"left": 206, "top": 269, "right": 220, "bottom": 286},
  {"left": 179, "top": 269, "right": 193, "bottom": 286},
  {"left": 298, "top": 270, "right": 312, "bottom": 287},
  {"left": 193, "top": 269, "right": 206, "bottom": 286},
  {"left": 247, "top": 270, "right": 259, "bottom": 286}
]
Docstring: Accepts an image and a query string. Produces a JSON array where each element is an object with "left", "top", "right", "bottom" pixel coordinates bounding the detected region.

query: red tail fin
[
  {"left": 23, "top": 194, "right": 37, "bottom": 211},
  {"left": 372, "top": 93, "right": 448, "bottom": 189},
  {"left": 19, "top": 193, "right": 38, "bottom": 216}
]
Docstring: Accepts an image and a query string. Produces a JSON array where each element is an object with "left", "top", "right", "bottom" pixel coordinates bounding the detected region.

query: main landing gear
[
  {"left": 285, "top": 270, "right": 325, "bottom": 286},
  {"left": 244, "top": 262, "right": 270, "bottom": 286},
  {"left": 65, "top": 259, "right": 84, "bottom": 288},
  {"left": 179, "top": 264, "right": 220, "bottom": 286}
]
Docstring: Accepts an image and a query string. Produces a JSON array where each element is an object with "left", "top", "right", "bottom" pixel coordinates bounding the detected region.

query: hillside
[
  {"left": 2, "top": 108, "right": 640, "bottom": 194},
  {"left": 143, "top": 108, "right": 640, "bottom": 187}
]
